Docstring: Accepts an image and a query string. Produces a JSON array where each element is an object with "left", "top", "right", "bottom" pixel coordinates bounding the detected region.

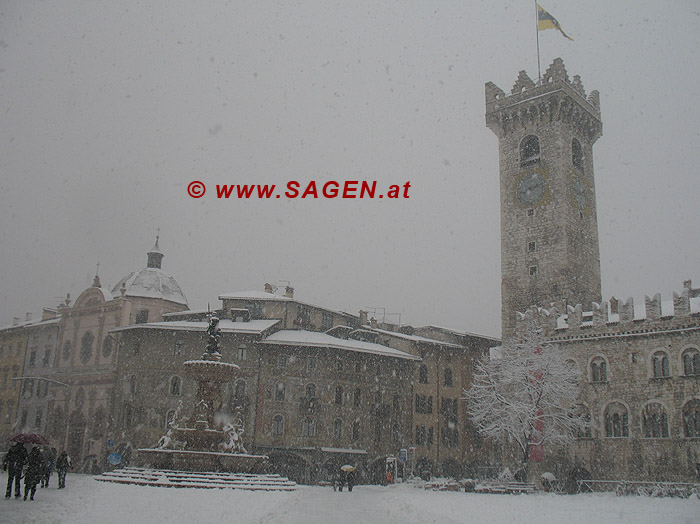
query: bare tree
[{"left": 463, "top": 323, "right": 587, "bottom": 478}]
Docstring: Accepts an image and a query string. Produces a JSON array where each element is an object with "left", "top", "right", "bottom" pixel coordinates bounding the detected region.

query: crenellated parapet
[
  {"left": 515, "top": 280, "right": 700, "bottom": 339},
  {"left": 485, "top": 58, "right": 602, "bottom": 143}
]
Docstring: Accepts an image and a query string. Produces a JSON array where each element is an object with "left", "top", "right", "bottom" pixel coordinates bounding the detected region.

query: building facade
[
  {"left": 487, "top": 59, "right": 700, "bottom": 483},
  {"left": 44, "top": 238, "right": 189, "bottom": 472}
]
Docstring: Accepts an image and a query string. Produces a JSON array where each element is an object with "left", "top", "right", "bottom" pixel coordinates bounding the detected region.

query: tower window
[
  {"left": 527, "top": 241, "right": 536, "bottom": 252},
  {"left": 572, "top": 138, "right": 583, "bottom": 170},
  {"left": 520, "top": 135, "right": 540, "bottom": 167},
  {"left": 529, "top": 265, "right": 538, "bottom": 276}
]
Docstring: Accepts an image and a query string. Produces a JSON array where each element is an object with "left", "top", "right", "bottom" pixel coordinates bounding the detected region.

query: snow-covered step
[{"left": 94, "top": 467, "right": 297, "bottom": 491}]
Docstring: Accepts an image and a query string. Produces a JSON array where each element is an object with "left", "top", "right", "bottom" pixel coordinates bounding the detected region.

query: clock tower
[{"left": 485, "top": 58, "right": 603, "bottom": 340}]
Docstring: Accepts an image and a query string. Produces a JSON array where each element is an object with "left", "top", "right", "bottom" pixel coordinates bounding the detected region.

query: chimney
[
  {"left": 42, "top": 308, "right": 58, "bottom": 321},
  {"left": 370, "top": 317, "right": 378, "bottom": 329},
  {"left": 264, "top": 283, "right": 273, "bottom": 294},
  {"left": 359, "top": 310, "right": 368, "bottom": 325},
  {"left": 25, "top": 312, "right": 32, "bottom": 322},
  {"left": 13, "top": 317, "right": 20, "bottom": 326},
  {"left": 285, "top": 286, "right": 294, "bottom": 299}
]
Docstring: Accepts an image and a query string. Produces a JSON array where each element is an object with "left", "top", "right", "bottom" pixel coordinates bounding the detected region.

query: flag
[{"left": 537, "top": 3, "right": 573, "bottom": 41}]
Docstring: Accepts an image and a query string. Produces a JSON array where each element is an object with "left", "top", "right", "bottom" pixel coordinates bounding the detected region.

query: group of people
[
  {"left": 333, "top": 468, "right": 356, "bottom": 492},
  {"left": 3, "top": 442, "right": 71, "bottom": 501}
]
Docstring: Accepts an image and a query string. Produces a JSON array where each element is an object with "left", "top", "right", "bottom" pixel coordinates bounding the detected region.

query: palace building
[{"left": 485, "top": 58, "right": 699, "bottom": 482}]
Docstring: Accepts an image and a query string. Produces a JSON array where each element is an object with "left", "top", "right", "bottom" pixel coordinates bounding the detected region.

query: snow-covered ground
[{"left": 2, "top": 473, "right": 698, "bottom": 524}]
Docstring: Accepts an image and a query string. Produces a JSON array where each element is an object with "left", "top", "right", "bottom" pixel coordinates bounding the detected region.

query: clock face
[
  {"left": 517, "top": 171, "right": 546, "bottom": 206},
  {"left": 572, "top": 175, "right": 587, "bottom": 210}
]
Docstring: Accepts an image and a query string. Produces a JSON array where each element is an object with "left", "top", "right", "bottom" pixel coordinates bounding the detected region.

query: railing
[{"left": 577, "top": 479, "right": 699, "bottom": 498}]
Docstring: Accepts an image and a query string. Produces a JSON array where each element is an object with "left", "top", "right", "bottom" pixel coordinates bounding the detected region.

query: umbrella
[
  {"left": 9, "top": 433, "right": 50, "bottom": 445},
  {"left": 340, "top": 464, "right": 356, "bottom": 472}
]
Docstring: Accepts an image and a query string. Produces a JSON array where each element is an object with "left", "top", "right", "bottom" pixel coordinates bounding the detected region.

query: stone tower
[{"left": 485, "top": 58, "right": 603, "bottom": 340}]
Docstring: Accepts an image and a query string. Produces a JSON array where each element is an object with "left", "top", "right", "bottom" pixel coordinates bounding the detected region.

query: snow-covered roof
[
  {"left": 362, "top": 327, "right": 464, "bottom": 349},
  {"left": 218, "top": 290, "right": 292, "bottom": 301},
  {"left": 112, "top": 267, "right": 188, "bottom": 306},
  {"left": 260, "top": 330, "right": 420, "bottom": 360},
  {"left": 218, "top": 290, "right": 357, "bottom": 319},
  {"left": 111, "top": 318, "right": 279, "bottom": 335},
  {"left": 318, "top": 447, "right": 367, "bottom": 455},
  {"left": 417, "top": 325, "right": 501, "bottom": 342},
  {"left": 0, "top": 317, "right": 60, "bottom": 333}
]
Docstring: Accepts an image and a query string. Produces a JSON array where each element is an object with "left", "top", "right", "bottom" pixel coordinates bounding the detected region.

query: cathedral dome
[{"left": 111, "top": 236, "right": 188, "bottom": 306}]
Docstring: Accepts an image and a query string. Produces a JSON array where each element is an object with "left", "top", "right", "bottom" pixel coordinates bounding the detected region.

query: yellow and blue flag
[{"left": 537, "top": 4, "right": 573, "bottom": 40}]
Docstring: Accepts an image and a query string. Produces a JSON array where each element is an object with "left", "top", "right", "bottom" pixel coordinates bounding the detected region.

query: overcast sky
[{"left": 1, "top": 1, "right": 699, "bottom": 338}]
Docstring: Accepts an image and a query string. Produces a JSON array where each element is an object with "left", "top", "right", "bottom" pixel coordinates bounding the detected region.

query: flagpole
[{"left": 535, "top": 1, "right": 541, "bottom": 85}]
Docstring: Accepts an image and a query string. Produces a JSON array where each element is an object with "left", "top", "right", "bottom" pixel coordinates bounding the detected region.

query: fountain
[{"left": 136, "top": 314, "right": 269, "bottom": 473}]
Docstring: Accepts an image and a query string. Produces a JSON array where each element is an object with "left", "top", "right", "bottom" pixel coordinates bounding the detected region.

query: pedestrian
[
  {"left": 56, "top": 450, "right": 71, "bottom": 489},
  {"left": 41, "top": 447, "right": 57, "bottom": 488},
  {"left": 3, "top": 442, "right": 28, "bottom": 499},
  {"left": 385, "top": 469, "right": 393, "bottom": 485},
  {"left": 23, "top": 447, "right": 43, "bottom": 501},
  {"left": 338, "top": 469, "right": 347, "bottom": 492},
  {"left": 347, "top": 469, "right": 356, "bottom": 492}
]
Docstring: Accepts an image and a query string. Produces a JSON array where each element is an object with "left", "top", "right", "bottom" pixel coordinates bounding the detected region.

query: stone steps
[{"left": 94, "top": 467, "right": 297, "bottom": 491}]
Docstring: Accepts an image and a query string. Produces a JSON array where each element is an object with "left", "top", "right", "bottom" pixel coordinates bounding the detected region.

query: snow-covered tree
[{"left": 463, "top": 323, "right": 588, "bottom": 477}]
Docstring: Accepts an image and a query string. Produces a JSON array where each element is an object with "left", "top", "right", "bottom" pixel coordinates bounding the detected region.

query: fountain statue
[{"left": 137, "top": 314, "right": 268, "bottom": 473}]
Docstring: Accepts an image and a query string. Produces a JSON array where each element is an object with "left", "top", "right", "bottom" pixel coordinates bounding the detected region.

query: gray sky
[{"left": 1, "top": 1, "right": 699, "bottom": 338}]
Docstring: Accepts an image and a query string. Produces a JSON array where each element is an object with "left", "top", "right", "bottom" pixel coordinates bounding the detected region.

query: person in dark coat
[
  {"left": 56, "top": 451, "right": 71, "bottom": 489},
  {"left": 3, "top": 442, "right": 28, "bottom": 498},
  {"left": 23, "top": 447, "right": 43, "bottom": 501},
  {"left": 347, "top": 469, "right": 356, "bottom": 492},
  {"left": 41, "top": 447, "right": 57, "bottom": 488}
]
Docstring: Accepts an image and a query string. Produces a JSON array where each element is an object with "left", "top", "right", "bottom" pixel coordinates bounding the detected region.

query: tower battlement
[
  {"left": 485, "top": 58, "right": 602, "bottom": 142},
  {"left": 515, "top": 280, "right": 700, "bottom": 338}
]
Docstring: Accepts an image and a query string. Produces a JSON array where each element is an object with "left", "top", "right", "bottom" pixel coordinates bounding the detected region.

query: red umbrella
[{"left": 9, "top": 433, "right": 50, "bottom": 445}]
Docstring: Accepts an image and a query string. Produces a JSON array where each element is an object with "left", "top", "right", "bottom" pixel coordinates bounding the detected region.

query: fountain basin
[
  {"left": 138, "top": 448, "right": 268, "bottom": 473},
  {"left": 183, "top": 359, "right": 240, "bottom": 382}
]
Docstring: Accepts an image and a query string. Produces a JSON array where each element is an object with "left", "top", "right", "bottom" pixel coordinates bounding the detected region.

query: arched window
[
  {"left": 352, "top": 420, "right": 360, "bottom": 440},
  {"left": 334, "top": 386, "right": 343, "bottom": 405},
  {"left": 92, "top": 407, "right": 105, "bottom": 439},
  {"left": 652, "top": 351, "right": 670, "bottom": 378},
  {"left": 393, "top": 394, "right": 400, "bottom": 412},
  {"left": 642, "top": 403, "right": 669, "bottom": 438},
  {"left": 62, "top": 341, "right": 72, "bottom": 360},
  {"left": 234, "top": 379, "right": 246, "bottom": 399},
  {"left": 444, "top": 368, "right": 453, "bottom": 387},
  {"left": 590, "top": 357, "right": 607, "bottom": 383},
  {"left": 237, "top": 344, "right": 248, "bottom": 361},
  {"left": 303, "top": 416, "right": 315, "bottom": 437},
  {"left": 392, "top": 423, "right": 400, "bottom": 444},
  {"left": 682, "top": 400, "right": 700, "bottom": 438},
  {"left": 273, "top": 414, "right": 284, "bottom": 436},
  {"left": 572, "top": 138, "right": 583, "bottom": 169},
  {"left": 166, "top": 410, "right": 176, "bottom": 428},
  {"left": 275, "top": 381, "right": 286, "bottom": 401},
  {"left": 102, "top": 337, "right": 113, "bottom": 358},
  {"left": 354, "top": 388, "right": 361, "bottom": 407},
  {"left": 80, "top": 331, "right": 94, "bottom": 364},
  {"left": 604, "top": 402, "right": 629, "bottom": 438},
  {"left": 520, "top": 135, "right": 540, "bottom": 167},
  {"left": 169, "top": 376, "right": 181, "bottom": 396},
  {"left": 419, "top": 365, "right": 428, "bottom": 384},
  {"left": 333, "top": 418, "right": 342, "bottom": 439},
  {"left": 124, "top": 405, "right": 134, "bottom": 429},
  {"left": 682, "top": 348, "right": 700, "bottom": 376},
  {"left": 306, "top": 383, "right": 316, "bottom": 399}
]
